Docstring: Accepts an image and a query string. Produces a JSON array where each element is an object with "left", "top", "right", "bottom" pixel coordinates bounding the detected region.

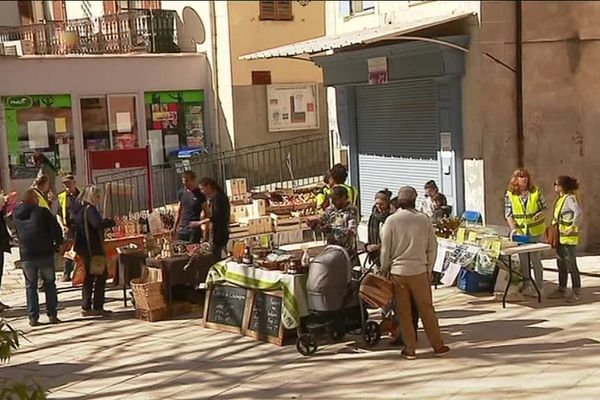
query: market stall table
[
  {"left": 145, "top": 254, "right": 215, "bottom": 305},
  {"left": 204, "top": 261, "right": 309, "bottom": 344},
  {"left": 500, "top": 242, "right": 552, "bottom": 308}
]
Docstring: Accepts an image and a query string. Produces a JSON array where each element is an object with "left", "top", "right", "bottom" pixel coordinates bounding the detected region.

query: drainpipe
[
  {"left": 210, "top": 1, "right": 225, "bottom": 181},
  {"left": 42, "top": 0, "right": 54, "bottom": 21},
  {"left": 516, "top": 0, "right": 524, "bottom": 167}
]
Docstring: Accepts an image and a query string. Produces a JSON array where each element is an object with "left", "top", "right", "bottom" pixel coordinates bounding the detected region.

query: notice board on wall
[{"left": 267, "top": 84, "right": 319, "bottom": 132}]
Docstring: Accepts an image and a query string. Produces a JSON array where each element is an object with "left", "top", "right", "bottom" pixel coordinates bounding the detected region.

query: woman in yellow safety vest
[
  {"left": 547, "top": 176, "right": 582, "bottom": 303},
  {"left": 505, "top": 168, "right": 547, "bottom": 298},
  {"left": 330, "top": 163, "right": 359, "bottom": 208}
]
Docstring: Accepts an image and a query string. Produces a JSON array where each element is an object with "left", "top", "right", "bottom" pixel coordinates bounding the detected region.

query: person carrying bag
[{"left": 73, "top": 185, "right": 115, "bottom": 317}]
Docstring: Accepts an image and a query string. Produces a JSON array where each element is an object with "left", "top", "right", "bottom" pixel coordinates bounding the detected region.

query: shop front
[
  {"left": 0, "top": 54, "right": 210, "bottom": 193},
  {"left": 314, "top": 36, "right": 468, "bottom": 217},
  {"left": 144, "top": 90, "right": 205, "bottom": 166},
  {"left": 1, "top": 94, "right": 76, "bottom": 188}
]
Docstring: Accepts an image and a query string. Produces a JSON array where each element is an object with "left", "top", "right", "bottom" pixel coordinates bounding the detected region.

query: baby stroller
[{"left": 296, "top": 245, "right": 366, "bottom": 356}]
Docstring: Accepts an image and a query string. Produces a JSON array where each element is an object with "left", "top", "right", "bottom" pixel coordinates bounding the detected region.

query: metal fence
[
  {"left": 0, "top": 9, "right": 178, "bottom": 56},
  {"left": 93, "top": 134, "right": 329, "bottom": 216}
]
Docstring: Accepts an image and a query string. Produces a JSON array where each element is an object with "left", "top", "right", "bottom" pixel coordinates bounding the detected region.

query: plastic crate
[{"left": 457, "top": 268, "right": 493, "bottom": 293}]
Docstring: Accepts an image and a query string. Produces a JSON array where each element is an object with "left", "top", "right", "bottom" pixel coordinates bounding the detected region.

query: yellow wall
[{"left": 227, "top": 0, "right": 325, "bottom": 85}]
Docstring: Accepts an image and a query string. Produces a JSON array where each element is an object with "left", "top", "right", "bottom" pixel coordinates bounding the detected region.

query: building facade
[
  {"left": 243, "top": 0, "right": 600, "bottom": 253},
  {"left": 0, "top": 0, "right": 327, "bottom": 197}
]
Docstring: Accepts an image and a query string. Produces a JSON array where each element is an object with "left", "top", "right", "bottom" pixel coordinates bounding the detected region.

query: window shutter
[
  {"left": 259, "top": 1, "right": 277, "bottom": 20},
  {"left": 252, "top": 71, "right": 272, "bottom": 85},
  {"left": 276, "top": 1, "right": 293, "bottom": 21},
  {"left": 103, "top": 1, "right": 117, "bottom": 15}
]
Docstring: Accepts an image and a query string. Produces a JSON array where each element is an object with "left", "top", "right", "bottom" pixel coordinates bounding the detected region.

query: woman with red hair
[{"left": 505, "top": 168, "right": 548, "bottom": 298}]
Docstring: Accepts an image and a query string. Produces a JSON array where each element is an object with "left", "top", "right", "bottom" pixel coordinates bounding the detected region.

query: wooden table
[{"left": 145, "top": 254, "right": 215, "bottom": 305}]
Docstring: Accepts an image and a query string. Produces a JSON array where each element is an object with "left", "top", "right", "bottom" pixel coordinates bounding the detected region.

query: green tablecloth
[{"left": 206, "top": 261, "right": 308, "bottom": 329}]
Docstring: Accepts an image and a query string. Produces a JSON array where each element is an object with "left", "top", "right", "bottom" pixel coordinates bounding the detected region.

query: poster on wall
[
  {"left": 267, "top": 84, "right": 319, "bottom": 132},
  {"left": 368, "top": 57, "right": 388, "bottom": 85},
  {"left": 464, "top": 159, "right": 486, "bottom": 224}
]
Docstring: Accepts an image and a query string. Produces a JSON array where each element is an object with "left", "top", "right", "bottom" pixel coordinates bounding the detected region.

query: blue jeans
[{"left": 22, "top": 256, "right": 58, "bottom": 320}]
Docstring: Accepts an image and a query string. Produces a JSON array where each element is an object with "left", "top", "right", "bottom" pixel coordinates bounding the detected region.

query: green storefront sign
[
  {"left": 144, "top": 90, "right": 204, "bottom": 104},
  {"left": 1, "top": 94, "right": 71, "bottom": 110}
]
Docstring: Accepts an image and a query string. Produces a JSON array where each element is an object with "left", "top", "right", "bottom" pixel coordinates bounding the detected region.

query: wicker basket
[
  {"left": 135, "top": 307, "right": 168, "bottom": 322},
  {"left": 131, "top": 278, "right": 166, "bottom": 311}
]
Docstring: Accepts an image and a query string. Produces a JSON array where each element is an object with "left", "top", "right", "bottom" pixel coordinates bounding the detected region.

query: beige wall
[
  {"left": 226, "top": 0, "right": 327, "bottom": 148},
  {"left": 479, "top": 1, "right": 600, "bottom": 253},
  {"left": 0, "top": 1, "right": 20, "bottom": 25},
  {"left": 227, "top": 0, "right": 325, "bottom": 86},
  {"left": 232, "top": 84, "right": 327, "bottom": 148}
]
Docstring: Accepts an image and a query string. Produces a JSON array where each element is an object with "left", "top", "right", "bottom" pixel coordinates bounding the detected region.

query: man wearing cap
[
  {"left": 380, "top": 186, "right": 449, "bottom": 360},
  {"left": 57, "top": 175, "right": 81, "bottom": 282}
]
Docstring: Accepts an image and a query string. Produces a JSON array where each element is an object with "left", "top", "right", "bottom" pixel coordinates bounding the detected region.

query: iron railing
[
  {"left": 0, "top": 9, "right": 179, "bottom": 56},
  {"left": 93, "top": 134, "right": 330, "bottom": 217}
]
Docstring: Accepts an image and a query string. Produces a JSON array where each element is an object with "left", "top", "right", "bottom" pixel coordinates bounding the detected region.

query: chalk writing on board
[{"left": 206, "top": 285, "right": 247, "bottom": 328}]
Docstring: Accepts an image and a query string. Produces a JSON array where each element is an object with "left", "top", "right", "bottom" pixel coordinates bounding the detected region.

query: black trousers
[{"left": 82, "top": 257, "right": 108, "bottom": 311}]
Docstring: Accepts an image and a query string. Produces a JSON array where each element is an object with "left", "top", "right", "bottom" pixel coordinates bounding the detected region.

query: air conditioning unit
[{"left": 0, "top": 40, "right": 34, "bottom": 57}]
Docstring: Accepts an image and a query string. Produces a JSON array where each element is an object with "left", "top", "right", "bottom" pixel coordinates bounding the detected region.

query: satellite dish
[{"left": 182, "top": 6, "right": 205, "bottom": 45}]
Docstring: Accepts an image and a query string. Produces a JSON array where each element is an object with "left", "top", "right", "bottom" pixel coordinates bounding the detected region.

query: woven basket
[
  {"left": 131, "top": 278, "right": 166, "bottom": 311},
  {"left": 135, "top": 307, "right": 168, "bottom": 322}
]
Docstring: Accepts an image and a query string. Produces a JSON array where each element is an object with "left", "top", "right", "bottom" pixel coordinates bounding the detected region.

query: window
[
  {"left": 259, "top": 1, "right": 293, "bottom": 21},
  {"left": 252, "top": 71, "right": 272, "bottom": 85},
  {"left": 340, "top": 1, "right": 375, "bottom": 17},
  {"left": 144, "top": 90, "right": 205, "bottom": 166},
  {"left": 2, "top": 94, "right": 76, "bottom": 179},
  {"left": 80, "top": 94, "right": 138, "bottom": 151}
]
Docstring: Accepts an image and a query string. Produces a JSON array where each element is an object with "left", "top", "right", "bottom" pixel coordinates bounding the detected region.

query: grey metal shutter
[{"left": 356, "top": 80, "right": 440, "bottom": 216}]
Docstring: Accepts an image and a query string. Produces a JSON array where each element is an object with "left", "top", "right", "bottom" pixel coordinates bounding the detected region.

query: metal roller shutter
[{"left": 356, "top": 80, "right": 440, "bottom": 216}]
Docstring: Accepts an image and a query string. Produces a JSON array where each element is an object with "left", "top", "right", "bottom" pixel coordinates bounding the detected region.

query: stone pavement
[{"left": 1, "top": 251, "right": 600, "bottom": 400}]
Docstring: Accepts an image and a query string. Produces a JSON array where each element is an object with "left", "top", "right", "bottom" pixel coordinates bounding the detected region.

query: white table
[{"left": 500, "top": 243, "right": 552, "bottom": 308}]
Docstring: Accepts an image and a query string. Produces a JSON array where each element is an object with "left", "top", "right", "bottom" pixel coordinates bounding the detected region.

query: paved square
[{"left": 2, "top": 253, "right": 600, "bottom": 399}]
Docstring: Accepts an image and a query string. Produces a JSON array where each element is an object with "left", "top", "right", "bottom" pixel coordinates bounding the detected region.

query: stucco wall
[
  {"left": 227, "top": 0, "right": 325, "bottom": 86},
  {"left": 480, "top": 0, "right": 600, "bottom": 253},
  {"left": 231, "top": 84, "right": 327, "bottom": 148},
  {"left": 0, "top": 54, "right": 208, "bottom": 191},
  {"left": 227, "top": 0, "right": 326, "bottom": 148},
  {"left": 0, "top": 1, "right": 20, "bottom": 25}
]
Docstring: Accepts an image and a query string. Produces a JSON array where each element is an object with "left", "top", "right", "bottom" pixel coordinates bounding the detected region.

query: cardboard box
[{"left": 253, "top": 199, "right": 267, "bottom": 217}]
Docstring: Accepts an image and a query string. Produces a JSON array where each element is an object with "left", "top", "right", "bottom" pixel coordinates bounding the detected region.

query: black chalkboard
[
  {"left": 248, "top": 291, "right": 282, "bottom": 338},
  {"left": 206, "top": 285, "right": 247, "bottom": 328}
]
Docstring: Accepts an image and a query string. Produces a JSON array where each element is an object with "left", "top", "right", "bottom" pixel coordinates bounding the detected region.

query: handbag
[
  {"left": 359, "top": 272, "right": 394, "bottom": 308},
  {"left": 543, "top": 224, "right": 559, "bottom": 249},
  {"left": 84, "top": 205, "right": 106, "bottom": 276}
]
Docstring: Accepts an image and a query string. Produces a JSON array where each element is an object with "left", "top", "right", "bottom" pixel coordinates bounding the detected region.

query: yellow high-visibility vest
[
  {"left": 58, "top": 189, "right": 81, "bottom": 225},
  {"left": 507, "top": 187, "right": 545, "bottom": 237},
  {"left": 553, "top": 194, "right": 580, "bottom": 246},
  {"left": 33, "top": 189, "right": 50, "bottom": 210}
]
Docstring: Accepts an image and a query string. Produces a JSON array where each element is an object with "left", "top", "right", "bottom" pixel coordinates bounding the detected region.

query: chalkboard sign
[
  {"left": 246, "top": 291, "right": 284, "bottom": 345},
  {"left": 204, "top": 284, "right": 248, "bottom": 333}
]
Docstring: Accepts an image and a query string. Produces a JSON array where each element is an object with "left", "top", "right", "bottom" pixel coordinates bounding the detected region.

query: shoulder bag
[
  {"left": 84, "top": 205, "right": 106, "bottom": 276},
  {"left": 543, "top": 199, "right": 560, "bottom": 249}
]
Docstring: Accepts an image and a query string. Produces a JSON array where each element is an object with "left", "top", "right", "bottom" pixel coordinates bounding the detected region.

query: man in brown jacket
[{"left": 380, "top": 186, "right": 449, "bottom": 360}]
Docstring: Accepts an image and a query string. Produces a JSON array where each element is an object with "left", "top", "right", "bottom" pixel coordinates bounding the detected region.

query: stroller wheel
[
  {"left": 296, "top": 334, "right": 318, "bottom": 356},
  {"left": 363, "top": 321, "right": 381, "bottom": 347}
]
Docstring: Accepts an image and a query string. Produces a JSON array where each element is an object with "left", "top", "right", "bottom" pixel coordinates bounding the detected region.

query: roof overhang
[{"left": 240, "top": 11, "right": 475, "bottom": 61}]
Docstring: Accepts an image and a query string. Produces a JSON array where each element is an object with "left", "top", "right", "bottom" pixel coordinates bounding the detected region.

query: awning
[{"left": 240, "top": 11, "right": 475, "bottom": 60}]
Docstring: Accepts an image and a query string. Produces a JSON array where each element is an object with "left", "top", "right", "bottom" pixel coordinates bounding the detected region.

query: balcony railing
[{"left": 0, "top": 9, "right": 179, "bottom": 56}]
